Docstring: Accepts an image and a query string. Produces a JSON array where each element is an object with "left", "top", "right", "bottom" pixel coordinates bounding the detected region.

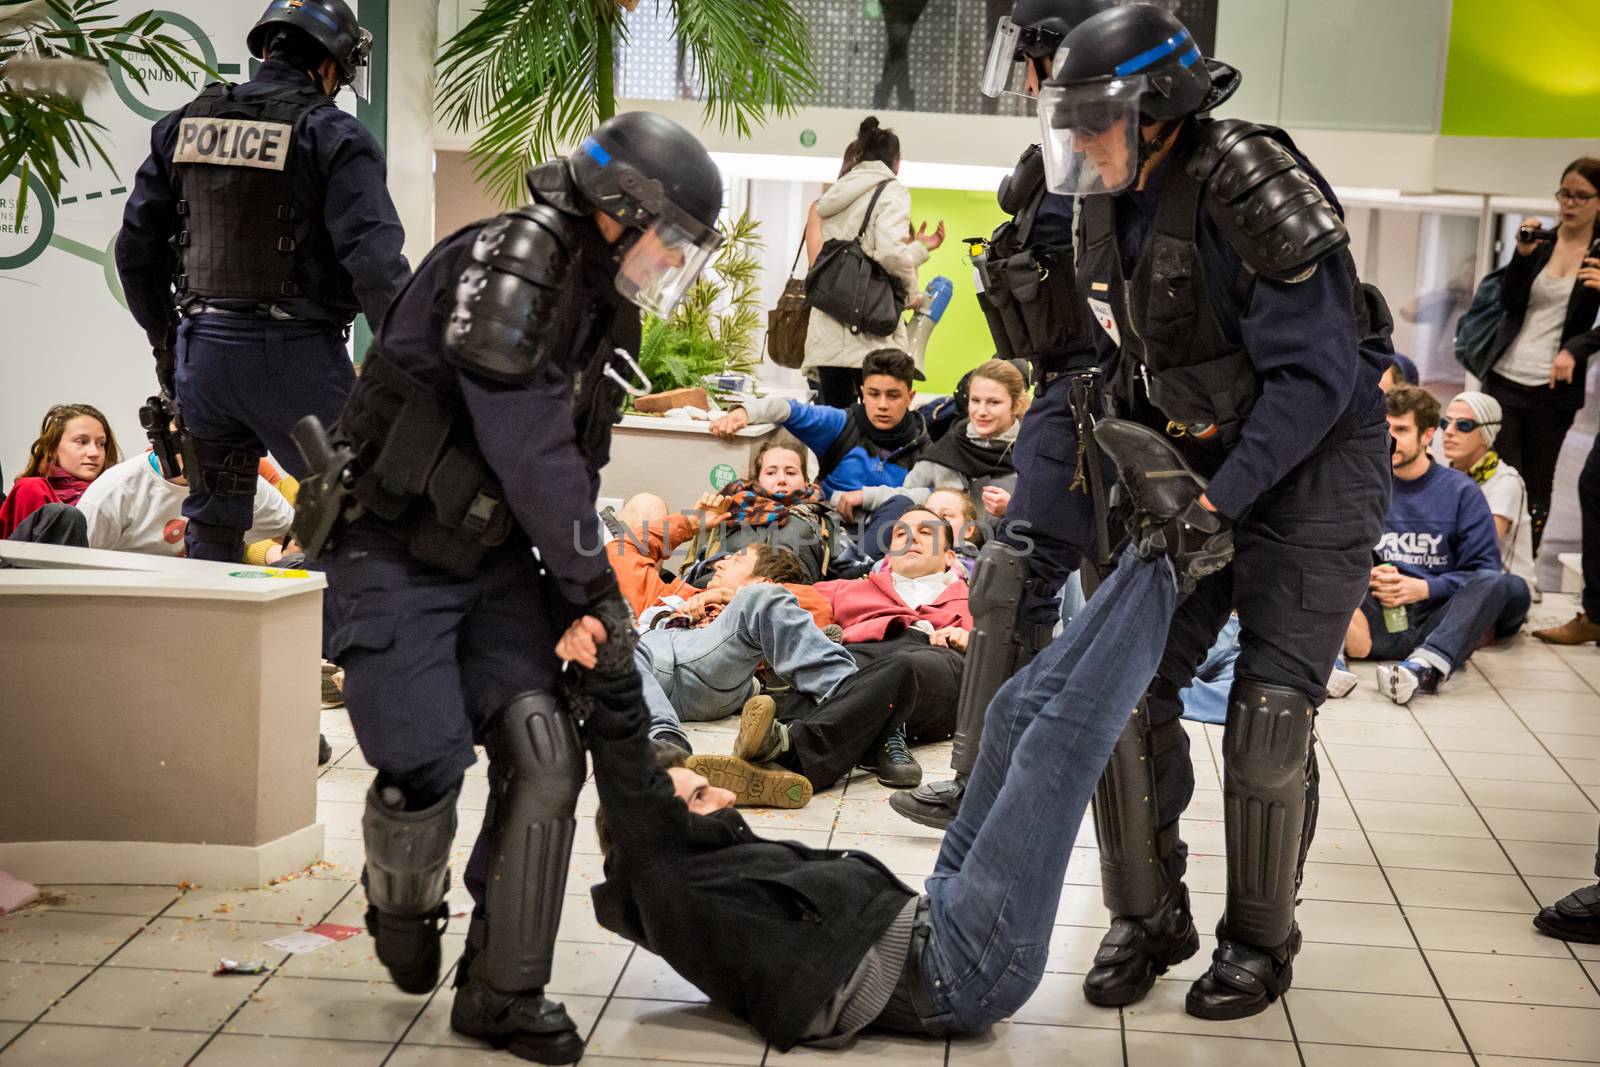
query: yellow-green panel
[
  {"left": 907, "top": 186, "right": 1009, "bottom": 394},
  {"left": 1441, "top": 0, "right": 1600, "bottom": 138}
]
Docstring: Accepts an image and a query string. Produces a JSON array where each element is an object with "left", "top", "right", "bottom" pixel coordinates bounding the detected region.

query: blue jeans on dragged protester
[{"left": 916, "top": 549, "right": 1178, "bottom": 1033}]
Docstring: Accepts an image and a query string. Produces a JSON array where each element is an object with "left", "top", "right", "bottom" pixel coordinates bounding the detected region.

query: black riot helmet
[
  {"left": 567, "top": 112, "right": 725, "bottom": 317},
  {"left": 247, "top": 0, "right": 373, "bottom": 99},
  {"left": 1037, "top": 3, "right": 1237, "bottom": 195},
  {"left": 981, "top": 0, "right": 1113, "bottom": 99}
]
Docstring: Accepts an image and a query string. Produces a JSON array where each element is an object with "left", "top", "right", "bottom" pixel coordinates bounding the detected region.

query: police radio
[{"left": 140, "top": 394, "right": 184, "bottom": 480}]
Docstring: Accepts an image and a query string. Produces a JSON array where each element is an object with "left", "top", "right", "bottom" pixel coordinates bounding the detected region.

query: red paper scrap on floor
[{"left": 263, "top": 922, "right": 364, "bottom": 954}]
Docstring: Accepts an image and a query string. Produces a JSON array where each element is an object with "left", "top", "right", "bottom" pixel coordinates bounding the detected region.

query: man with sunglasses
[
  {"left": 116, "top": 0, "right": 410, "bottom": 565},
  {"left": 1034, "top": 3, "right": 1396, "bottom": 1020},
  {"left": 1342, "top": 385, "right": 1522, "bottom": 706},
  {"left": 290, "top": 112, "right": 724, "bottom": 1064}
]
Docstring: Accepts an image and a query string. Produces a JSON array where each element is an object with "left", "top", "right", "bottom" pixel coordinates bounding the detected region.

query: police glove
[
  {"left": 153, "top": 345, "right": 178, "bottom": 401},
  {"left": 1138, "top": 500, "right": 1234, "bottom": 594},
  {"left": 564, "top": 578, "right": 643, "bottom": 725}
]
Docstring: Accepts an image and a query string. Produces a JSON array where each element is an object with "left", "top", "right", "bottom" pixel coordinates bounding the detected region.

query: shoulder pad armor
[
  {"left": 997, "top": 144, "right": 1045, "bottom": 217},
  {"left": 1187, "top": 119, "right": 1348, "bottom": 283},
  {"left": 444, "top": 203, "right": 580, "bottom": 384}
]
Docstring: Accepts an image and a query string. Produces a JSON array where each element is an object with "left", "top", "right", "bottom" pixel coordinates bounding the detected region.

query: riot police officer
[
  {"left": 116, "top": 0, "right": 410, "bottom": 563},
  {"left": 1038, "top": 4, "right": 1392, "bottom": 1020},
  {"left": 290, "top": 113, "right": 722, "bottom": 1063},
  {"left": 891, "top": 0, "right": 1111, "bottom": 832}
]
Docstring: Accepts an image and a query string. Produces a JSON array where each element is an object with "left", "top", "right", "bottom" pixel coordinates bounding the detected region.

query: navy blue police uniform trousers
[
  {"left": 1143, "top": 421, "right": 1391, "bottom": 885},
  {"left": 325, "top": 523, "right": 564, "bottom": 910},
  {"left": 175, "top": 312, "right": 353, "bottom": 562},
  {"left": 1003, "top": 373, "right": 1100, "bottom": 628}
]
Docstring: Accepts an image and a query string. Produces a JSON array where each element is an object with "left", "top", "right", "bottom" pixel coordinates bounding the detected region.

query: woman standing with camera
[{"left": 1482, "top": 158, "right": 1600, "bottom": 555}]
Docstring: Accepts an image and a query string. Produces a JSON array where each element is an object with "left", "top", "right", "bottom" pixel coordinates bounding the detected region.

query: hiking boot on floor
[
  {"left": 321, "top": 659, "right": 346, "bottom": 708},
  {"left": 1533, "top": 612, "right": 1600, "bottom": 646},
  {"left": 871, "top": 725, "right": 921, "bottom": 788},
  {"left": 685, "top": 753, "right": 812, "bottom": 808},
  {"left": 733, "top": 695, "right": 787, "bottom": 764}
]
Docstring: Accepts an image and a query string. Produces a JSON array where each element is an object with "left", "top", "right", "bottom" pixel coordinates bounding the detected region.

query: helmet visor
[
  {"left": 345, "top": 28, "right": 373, "bottom": 101},
  {"left": 1037, "top": 77, "right": 1146, "bottom": 196},
  {"left": 615, "top": 216, "right": 723, "bottom": 317},
  {"left": 980, "top": 16, "right": 1023, "bottom": 98}
]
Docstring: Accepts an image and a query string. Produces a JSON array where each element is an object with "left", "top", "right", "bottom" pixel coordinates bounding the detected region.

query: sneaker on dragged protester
[
  {"left": 1326, "top": 655, "right": 1358, "bottom": 700},
  {"left": 321, "top": 659, "right": 345, "bottom": 709},
  {"left": 685, "top": 753, "right": 812, "bottom": 809},
  {"left": 1376, "top": 660, "right": 1442, "bottom": 705},
  {"left": 872, "top": 725, "right": 921, "bottom": 788},
  {"left": 1533, "top": 612, "right": 1600, "bottom": 646}
]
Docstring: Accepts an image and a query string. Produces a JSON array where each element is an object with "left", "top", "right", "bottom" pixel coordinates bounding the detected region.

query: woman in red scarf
[{"left": 1, "top": 404, "right": 120, "bottom": 538}]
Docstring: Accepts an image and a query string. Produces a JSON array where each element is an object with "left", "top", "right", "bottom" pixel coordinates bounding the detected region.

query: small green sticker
[
  {"left": 710, "top": 463, "right": 738, "bottom": 490},
  {"left": 864, "top": 0, "right": 881, "bottom": 18},
  {"left": 799, "top": 128, "right": 817, "bottom": 148},
  {"left": 229, "top": 570, "right": 274, "bottom": 579}
]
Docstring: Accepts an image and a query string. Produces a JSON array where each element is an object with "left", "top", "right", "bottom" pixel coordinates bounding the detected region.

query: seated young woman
[
  {"left": 1, "top": 403, "right": 120, "bottom": 541},
  {"left": 694, "top": 434, "right": 856, "bottom": 583},
  {"left": 838, "top": 359, "right": 1026, "bottom": 525}
]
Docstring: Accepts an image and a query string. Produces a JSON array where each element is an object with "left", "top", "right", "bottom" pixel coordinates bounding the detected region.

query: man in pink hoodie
[{"left": 689, "top": 510, "right": 973, "bottom": 800}]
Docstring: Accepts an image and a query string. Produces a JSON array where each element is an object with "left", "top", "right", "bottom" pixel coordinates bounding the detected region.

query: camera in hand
[
  {"left": 140, "top": 394, "right": 184, "bottom": 480},
  {"left": 1518, "top": 225, "right": 1559, "bottom": 245}
]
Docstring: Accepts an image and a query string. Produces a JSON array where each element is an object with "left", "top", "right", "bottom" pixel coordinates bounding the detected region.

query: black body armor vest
[
  {"left": 979, "top": 145, "right": 1093, "bottom": 371},
  {"left": 1078, "top": 120, "right": 1386, "bottom": 463},
  {"left": 170, "top": 82, "right": 359, "bottom": 319},
  {"left": 320, "top": 207, "right": 632, "bottom": 577}
]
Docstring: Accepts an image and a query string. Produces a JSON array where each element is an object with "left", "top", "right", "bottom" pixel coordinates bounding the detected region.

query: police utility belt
[{"left": 290, "top": 349, "right": 512, "bottom": 578}]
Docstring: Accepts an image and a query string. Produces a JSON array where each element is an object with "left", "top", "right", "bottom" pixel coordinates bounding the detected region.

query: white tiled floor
[{"left": 4, "top": 599, "right": 1600, "bottom": 1065}]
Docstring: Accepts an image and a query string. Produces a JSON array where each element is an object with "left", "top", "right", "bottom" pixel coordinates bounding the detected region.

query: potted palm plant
[{"left": 1, "top": 0, "right": 210, "bottom": 230}]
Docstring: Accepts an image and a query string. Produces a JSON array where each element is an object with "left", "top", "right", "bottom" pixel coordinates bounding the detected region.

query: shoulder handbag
[
  {"left": 804, "top": 180, "right": 907, "bottom": 337},
  {"left": 765, "top": 237, "right": 810, "bottom": 369},
  {"left": 1454, "top": 265, "right": 1509, "bottom": 380}
]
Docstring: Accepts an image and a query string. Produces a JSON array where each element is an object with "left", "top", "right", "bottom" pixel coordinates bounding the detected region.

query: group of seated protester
[
  {"left": 1330, "top": 381, "right": 1533, "bottom": 704},
  {"left": 597, "top": 347, "right": 1031, "bottom": 808},
  {"left": 710, "top": 348, "right": 1023, "bottom": 557},
  {"left": 3, "top": 402, "right": 298, "bottom": 564}
]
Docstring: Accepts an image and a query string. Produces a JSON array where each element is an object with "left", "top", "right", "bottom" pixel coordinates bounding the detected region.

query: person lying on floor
[
  {"left": 633, "top": 544, "right": 851, "bottom": 731},
  {"left": 685, "top": 511, "right": 972, "bottom": 798},
  {"left": 603, "top": 489, "right": 734, "bottom": 618},
  {"left": 564, "top": 419, "right": 1217, "bottom": 1050}
]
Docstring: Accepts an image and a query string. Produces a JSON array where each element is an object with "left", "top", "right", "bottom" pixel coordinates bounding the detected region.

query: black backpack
[
  {"left": 1454, "top": 266, "right": 1510, "bottom": 380},
  {"left": 804, "top": 180, "right": 906, "bottom": 337}
]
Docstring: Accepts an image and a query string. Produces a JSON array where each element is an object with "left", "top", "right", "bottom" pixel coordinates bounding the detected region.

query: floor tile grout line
[
  {"left": 590, "top": 943, "right": 642, "bottom": 1064},
  {"left": 1471, "top": 660, "right": 1600, "bottom": 999},
  {"left": 183, "top": 880, "right": 359, "bottom": 1066},
  {"left": 1314, "top": 743, "right": 1482, "bottom": 1065},
  {"left": 0, "top": 887, "right": 190, "bottom": 1057},
  {"left": 1279, "top": 995, "right": 1310, "bottom": 1067},
  {"left": 379, "top": 951, "right": 466, "bottom": 1066}
]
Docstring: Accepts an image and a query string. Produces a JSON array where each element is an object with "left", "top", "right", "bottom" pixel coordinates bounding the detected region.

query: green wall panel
[
  {"left": 1442, "top": 0, "right": 1600, "bottom": 138},
  {"left": 906, "top": 186, "right": 1008, "bottom": 395}
]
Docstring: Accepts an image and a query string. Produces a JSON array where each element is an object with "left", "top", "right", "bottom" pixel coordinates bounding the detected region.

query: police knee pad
[
  {"left": 473, "top": 692, "right": 584, "bottom": 995},
  {"left": 188, "top": 437, "right": 259, "bottom": 499},
  {"left": 1221, "top": 678, "right": 1315, "bottom": 948}
]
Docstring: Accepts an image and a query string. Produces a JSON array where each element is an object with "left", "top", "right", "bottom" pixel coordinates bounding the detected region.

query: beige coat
[{"left": 802, "top": 161, "right": 928, "bottom": 373}]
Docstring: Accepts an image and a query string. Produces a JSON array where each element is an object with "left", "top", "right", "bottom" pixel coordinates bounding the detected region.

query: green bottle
[{"left": 1379, "top": 565, "right": 1408, "bottom": 633}]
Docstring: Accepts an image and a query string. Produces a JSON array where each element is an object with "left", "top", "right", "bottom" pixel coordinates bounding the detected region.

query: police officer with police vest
[
  {"left": 1036, "top": 4, "right": 1393, "bottom": 1020},
  {"left": 891, "top": 0, "right": 1112, "bottom": 832},
  {"left": 116, "top": 0, "right": 409, "bottom": 563},
  {"left": 289, "top": 112, "right": 723, "bottom": 1063}
]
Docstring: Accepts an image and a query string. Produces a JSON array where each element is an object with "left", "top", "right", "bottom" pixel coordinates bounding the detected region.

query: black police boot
[
  {"left": 364, "top": 900, "right": 449, "bottom": 994},
  {"left": 1534, "top": 883, "right": 1600, "bottom": 944},
  {"left": 1185, "top": 926, "right": 1301, "bottom": 1020},
  {"left": 450, "top": 952, "right": 584, "bottom": 1065},
  {"left": 889, "top": 774, "right": 964, "bottom": 830},
  {"left": 1082, "top": 885, "right": 1199, "bottom": 1007}
]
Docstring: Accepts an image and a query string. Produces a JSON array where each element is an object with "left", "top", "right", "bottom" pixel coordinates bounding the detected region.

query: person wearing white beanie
[{"left": 1439, "top": 390, "right": 1538, "bottom": 602}]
